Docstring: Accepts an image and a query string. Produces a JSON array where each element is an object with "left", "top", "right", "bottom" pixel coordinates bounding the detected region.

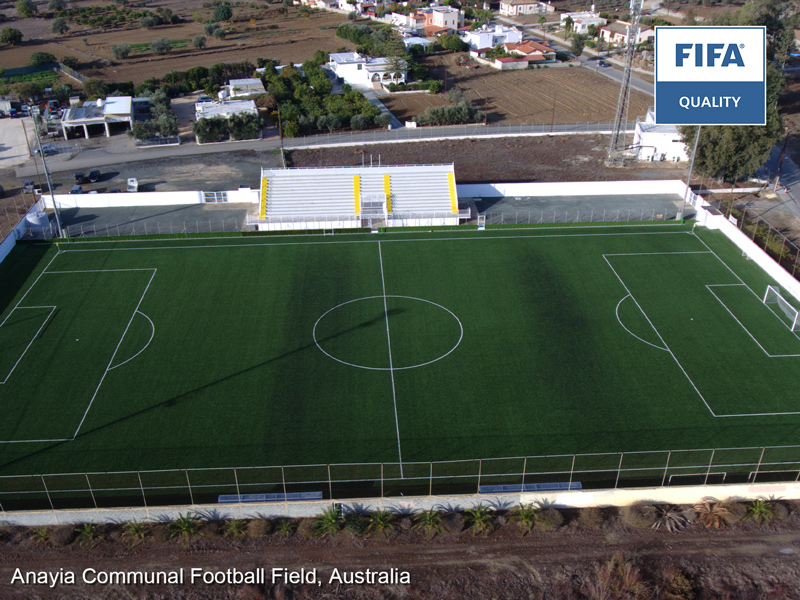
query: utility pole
[{"left": 30, "top": 105, "right": 63, "bottom": 238}]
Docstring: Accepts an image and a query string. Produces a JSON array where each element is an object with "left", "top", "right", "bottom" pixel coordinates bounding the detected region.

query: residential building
[
  {"left": 560, "top": 10, "right": 606, "bottom": 34},
  {"left": 633, "top": 108, "right": 688, "bottom": 162},
  {"left": 598, "top": 20, "right": 654, "bottom": 45},
  {"left": 461, "top": 24, "right": 523, "bottom": 50},
  {"left": 222, "top": 78, "right": 266, "bottom": 99},
  {"left": 499, "top": 0, "right": 555, "bottom": 17},
  {"left": 503, "top": 39, "right": 556, "bottom": 61},
  {"left": 195, "top": 99, "right": 258, "bottom": 121},
  {"left": 402, "top": 36, "right": 434, "bottom": 51},
  {"left": 328, "top": 52, "right": 406, "bottom": 87}
]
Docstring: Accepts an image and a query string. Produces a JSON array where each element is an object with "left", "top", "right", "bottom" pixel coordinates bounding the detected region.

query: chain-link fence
[
  {"left": 1, "top": 444, "right": 798, "bottom": 514},
  {"left": 483, "top": 206, "right": 684, "bottom": 225}
]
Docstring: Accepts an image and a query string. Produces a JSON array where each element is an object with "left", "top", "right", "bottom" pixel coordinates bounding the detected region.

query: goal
[{"left": 763, "top": 285, "right": 800, "bottom": 331}]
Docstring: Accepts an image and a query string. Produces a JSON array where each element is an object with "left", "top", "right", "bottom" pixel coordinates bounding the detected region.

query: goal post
[{"left": 763, "top": 285, "right": 800, "bottom": 331}]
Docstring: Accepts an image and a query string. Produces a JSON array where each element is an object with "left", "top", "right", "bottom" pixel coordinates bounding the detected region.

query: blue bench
[
  {"left": 218, "top": 491, "right": 323, "bottom": 503},
  {"left": 478, "top": 482, "right": 582, "bottom": 494}
]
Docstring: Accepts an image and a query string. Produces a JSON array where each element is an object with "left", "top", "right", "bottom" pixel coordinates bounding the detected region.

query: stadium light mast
[
  {"left": 30, "top": 105, "right": 63, "bottom": 239},
  {"left": 605, "top": 0, "right": 644, "bottom": 167}
]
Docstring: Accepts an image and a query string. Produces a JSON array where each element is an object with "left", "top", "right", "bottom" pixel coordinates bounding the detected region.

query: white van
[{"left": 127, "top": 178, "right": 138, "bottom": 192}]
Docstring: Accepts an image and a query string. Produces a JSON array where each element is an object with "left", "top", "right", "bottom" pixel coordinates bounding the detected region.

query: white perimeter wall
[
  {"left": 0, "top": 200, "right": 48, "bottom": 264},
  {"left": 42, "top": 191, "right": 205, "bottom": 209},
  {"left": 456, "top": 179, "right": 689, "bottom": 198}
]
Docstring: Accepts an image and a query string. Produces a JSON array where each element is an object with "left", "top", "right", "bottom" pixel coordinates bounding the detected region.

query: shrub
[
  {"left": 282, "top": 120, "right": 299, "bottom": 137},
  {"left": 577, "top": 506, "right": 605, "bottom": 530},
  {"left": 439, "top": 33, "right": 468, "bottom": 52},
  {"left": 1, "top": 27, "right": 23, "bottom": 46},
  {"left": 509, "top": 503, "right": 537, "bottom": 536},
  {"left": 428, "top": 80, "right": 443, "bottom": 93},
  {"left": 204, "top": 22, "right": 221, "bottom": 36},
  {"left": 349, "top": 113, "right": 371, "bottom": 130},
  {"left": 75, "top": 523, "right": 101, "bottom": 546},
  {"left": 213, "top": 1, "right": 233, "bottom": 21},
  {"left": 213, "top": 27, "right": 227, "bottom": 40},
  {"left": 582, "top": 555, "right": 650, "bottom": 600},
  {"left": 296, "top": 518, "right": 316, "bottom": 539},
  {"left": 61, "top": 55, "right": 79, "bottom": 69},
  {"left": 168, "top": 513, "right": 201, "bottom": 542},
  {"left": 122, "top": 520, "right": 148, "bottom": 545},
  {"left": 620, "top": 503, "right": 657, "bottom": 529},
  {"left": 367, "top": 510, "right": 395, "bottom": 539},
  {"left": 744, "top": 498, "right": 775, "bottom": 525},
  {"left": 412, "top": 510, "right": 443, "bottom": 538},
  {"left": 31, "top": 527, "right": 49, "bottom": 545},
  {"left": 48, "top": 0, "right": 68, "bottom": 11},
  {"left": 223, "top": 519, "right": 246, "bottom": 538},
  {"left": 375, "top": 113, "right": 391, "bottom": 127},
  {"left": 275, "top": 519, "right": 295, "bottom": 537},
  {"left": 314, "top": 507, "right": 342, "bottom": 537},
  {"left": 651, "top": 505, "right": 689, "bottom": 533},
  {"left": 693, "top": 498, "right": 730, "bottom": 529},
  {"left": 343, "top": 512, "right": 370, "bottom": 536},
  {"left": 465, "top": 505, "right": 495, "bottom": 536},
  {"left": 534, "top": 507, "right": 563, "bottom": 532},
  {"left": 15, "top": 0, "right": 37, "bottom": 18},
  {"left": 246, "top": 518, "right": 271, "bottom": 538},
  {"left": 83, "top": 77, "right": 107, "bottom": 100},
  {"left": 192, "top": 34, "right": 206, "bottom": 49},
  {"left": 720, "top": 501, "right": 747, "bottom": 525},
  {"left": 140, "top": 15, "right": 158, "bottom": 28},
  {"left": 30, "top": 52, "right": 57, "bottom": 66},
  {"left": 111, "top": 43, "right": 131, "bottom": 59},
  {"left": 228, "top": 112, "right": 261, "bottom": 140},
  {"left": 150, "top": 37, "right": 172, "bottom": 55},
  {"left": 51, "top": 17, "right": 70, "bottom": 34}
]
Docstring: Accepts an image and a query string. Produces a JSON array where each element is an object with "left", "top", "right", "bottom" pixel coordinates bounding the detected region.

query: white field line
[
  {"left": 705, "top": 285, "right": 800, "bottom": 358},
  {"left": 692, "top": 232, "right": 800, "bottom": 342},
  {"left": 614, "top": 295, "right": 668, "bottom": 352},
  {"left": 45, "top": 268, "right": 157, "bottom": 274},
  {"left": 603, "top": 254, "right": 718, "bottom": 418},
  {"left": 0, "top": 251, "right": 61, "bottom": 328},
  {"left": 0, "top": 306, "right": 56, "bottom": 385},
  {"left": 71, "top": 269, "right": 157, "bottom": 440},
  {"left": 378, "top": 241, "right": 403, "bottom": 478},
  {"left": 57, "top": 229, "right": 694, "bottom": 253},
  {"left": 108, "top": 311, "right": 155, "bottom": 371}
]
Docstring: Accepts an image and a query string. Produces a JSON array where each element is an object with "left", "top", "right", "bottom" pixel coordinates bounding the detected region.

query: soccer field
[{"left": 2, "top": 224, "right": 800, "bottom": 507}]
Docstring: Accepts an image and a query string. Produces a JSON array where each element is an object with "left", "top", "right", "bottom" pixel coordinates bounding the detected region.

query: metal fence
[
  {"left": 2, "top": 444, "right": 799, "bottom": 514},
  {"left": 135, "top": 135, "right": 181, "bottom": 148},
  {"left": 483, "top": 206, "right": 687, "bottom": 225},
  {"left": 283, "top": 121, "right": 634, "bottom": 149},
  {"left": 19, "top": 217, "right": 247, "bottom": 241}
]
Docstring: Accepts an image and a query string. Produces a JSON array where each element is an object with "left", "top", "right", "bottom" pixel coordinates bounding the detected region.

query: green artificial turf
[{"left": 1, "top": 223, "right": 800, "bottom": 507}]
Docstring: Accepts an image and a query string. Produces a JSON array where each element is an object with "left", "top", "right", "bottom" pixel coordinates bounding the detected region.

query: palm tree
[
  {"left": 169, "top": 513, "right": 202, "bottom": 542},
  {"left": 367, "top": 509, "right": 395, "bottom": 540},
  {"left": 223, "top": 519, "right": 246, "bottom": 538},
  {"left": 313, "top": 506, "right": 341, "bottom": 537},
  {"left": 465, "top": 504, "right": 495, "bottom": 536},
  {"left": 693, "top": 498, "right": 730, "bottom": 529},
  {"left": 413, "top": 509, "right": 443, "bottom": 539},
  {"left": 509, "top": 503, "right": 537, "bottom": 536},
  {"left": 651, "top": 506, "right": 689, "bottom": 533},
  {"left": 275, "top": 519, "right": 295, "bottom": 537},
  {"left": 745, "top": 499, "right": 775, "bottom": 525},
  {"left": 538, "top": 15, "right": 546, "bottom": 30},
  {"left": 75, "top": 523, "right": 102, "bottom": 547},
  {"left": 122, "top": 520, "right": 148, "bottom": 546}
]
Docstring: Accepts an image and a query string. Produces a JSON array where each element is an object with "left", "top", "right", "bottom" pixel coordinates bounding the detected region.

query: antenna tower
[{"left": 605, "top": 0, "right": 644, "bottom": 167}]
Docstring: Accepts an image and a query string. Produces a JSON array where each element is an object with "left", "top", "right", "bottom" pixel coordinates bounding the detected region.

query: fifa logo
[{"left": 675, "top": 43, "right": 745, "bottom": 67}]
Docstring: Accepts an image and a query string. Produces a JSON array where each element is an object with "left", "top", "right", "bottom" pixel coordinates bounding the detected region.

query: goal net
[{"left": 763, "top": 285, "right": 800, "bottom": 331}]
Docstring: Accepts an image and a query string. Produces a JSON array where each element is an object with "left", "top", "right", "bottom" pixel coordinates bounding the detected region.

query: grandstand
[{"left": 254, "top": 164, "right": 469, "bottom": 230}]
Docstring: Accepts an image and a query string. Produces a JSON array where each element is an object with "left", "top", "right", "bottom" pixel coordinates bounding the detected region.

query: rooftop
[{"left": 195, "top": 99, "right": 258, "bottom": 119}]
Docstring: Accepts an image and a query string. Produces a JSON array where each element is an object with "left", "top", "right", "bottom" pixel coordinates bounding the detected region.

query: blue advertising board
[{"left": 654, "top": 26, "right": 766, "bottom": 126}]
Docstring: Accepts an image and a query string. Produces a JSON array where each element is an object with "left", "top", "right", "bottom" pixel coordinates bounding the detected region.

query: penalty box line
[
  {"left": 0, "top": 265, "right": 158, "bottom": 444},
  {"left": 606, "top": 253, "right": 800, "bottom": 418}
]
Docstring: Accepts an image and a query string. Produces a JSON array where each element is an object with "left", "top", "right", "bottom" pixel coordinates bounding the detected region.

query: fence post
[
  {"left": 429, "top": 462, "right": 433, "bottom": 497},
  {"left": 521, "top": 457, "right": 527, "bottom": 487},
  {"left": 704, "top": 449, "right": 716, "bottom": 485},
  {"left": 568, "top": 455, "right": 576, "bottom": 489},
  {"left": 85, "top": 473, "right": 99, "bottom": 520},
  {"left": 327, "top": 465, "right": 333, "bottom": 500},
  {"left": 477, "top": 459, "right": 482, "bottom": 493},
  {"left": 380, "top": 463, "right": 384, "bottom": 499},
  {"left": 233, "top": 467, "right": 243, "bottom": 519},
  {"left": 41, "top": 475, "right": 58, "bottom": 524},
  {"left": 281, "top": 466, "right": 288, "bottom": 513},
  {"left": 753, "top": 447, "right": 766, "bottom": 482},
  {"left": 138, "top": 471, "right": 149, "bottom": 520},
  {"left": 661, "top": 450, "right": 672, "bottom": 487},
  {"left": 185, "top": 470, "right": 194, "bottom": 506},
  {"left": 614, "top": 453, "right": 624, "bottom": 488}
]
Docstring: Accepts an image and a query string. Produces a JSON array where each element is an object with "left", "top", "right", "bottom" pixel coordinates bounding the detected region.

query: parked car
[
  {"left": 88, "top": 190, "right": 98, "bottom": 194},
  {"left": 74, "top": 172, "right": 86, "bottom": 184},
  {"left": 34, "top": 144, "right": 58, "bottom": 156},
  {"left": 197, "top": 96, "right": 213, "bottom": 103},
  {"left": 127, "top": 178, "right": 138, "bottom": 192},
  {"left": 70, "top": 185, "right": 82, "bottom": 194},
  {"left": 22, "top": 180, "right": 35, "bottom": 193},
  {"left": 108, "top": 188, "right": 120, "bottom": 193},
  {"left": 87, "top": 169, "right": 101, "bottom": 183},
  {"left": 598, "top": 60, "right": 610, "bottom": 67}
]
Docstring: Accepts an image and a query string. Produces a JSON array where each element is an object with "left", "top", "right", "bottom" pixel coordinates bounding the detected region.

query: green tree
[
  {"left": 15, "top": 0, "right": 37, "bottom": 18},
  {"left": 228, "top": 112, "right": 261, "bottom": 140},
  {"left": 570, "top": 33, "right": 586, "bottom": 56},
  {"left": 439, "top": 33, "right": 468, "bottom": 52},
  {"left": 48, "top": 0, "right": 68, "bottom": 11},
  {"left": 83, "top": 77, "right": 108, "bottom": 100},
  {"left": 61, "top": 55, "right": 79, "bottom": 68},
  {"left": 563, "top": 14, "right": 573, "bottom": 38},
  {"left": 213, "top": 27, "right": 227, "bottom": 40},
  {"left": 538, "top": 14, "right": 546, "bottom": 28},
  {"left": 15, "top": 81, "right": 44, "bottom": 100},
  {"left": 192, "top": 35, "right": 206, "bottom": 49},
  {"left": 30, "top": 51, "right": 57, "bottom": 66},
  {"left": 1, "top": 27, "right": 23, "bottom": 45},
  {"left": 111, "top": 43, "right": 131, "bottom": 59},
  {"left": 680, "top": 63, "right": 784, "bottom": 183},
  {"left": 213, "top": 2, "right": 233, "bottom": 22},
  {"left": 140, "top": 15, "right": 158, "bottom": 28},
  {"left": 51, "top": 17, "right": 69, "bottom": 34},
  {"left": 150, "top": 37, "right": 172, "bottom": 55}
]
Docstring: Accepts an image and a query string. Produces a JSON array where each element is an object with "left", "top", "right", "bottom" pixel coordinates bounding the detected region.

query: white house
[
  {"left": 222, "top": 78, "right": 266, "bottom": 99},
  {"left": 633, "top": 108, "right": 688, "bottom": 162},
  {"left": 328, "top": 52, "right": 406, "bottom": 87},
  {"left": 499, "top": 0, "right": 555, "bottom": 17},
  {"left": 195, "top": 99, "right": 258, "bottom": 121},
  {"left": 599, "top": 20, "right": 654, "bottom": 45},
  {"left": 560, "top": 10, "right": 606, "bottom": 34},
  {"left": 60, "top": 96, "right": 134, "bottom": 140},
  {"left": 461, "top": 24, "right": 523, "bottom": 50},
  {"left": 402, "top": 36, "right": 434, "bottom": 51}
]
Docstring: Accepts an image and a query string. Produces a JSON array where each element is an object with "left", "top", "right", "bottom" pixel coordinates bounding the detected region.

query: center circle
[{"left": 313, "top": 295, "right": 463, "bottom": 370}]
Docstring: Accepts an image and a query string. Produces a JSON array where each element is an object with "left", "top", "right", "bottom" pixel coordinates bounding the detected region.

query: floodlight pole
[
  {"left": 30, "top": 107, "right": 64, "bottom": 238},
  {"left": 680, "top": 124, "right": 702, "bottom": 223}
]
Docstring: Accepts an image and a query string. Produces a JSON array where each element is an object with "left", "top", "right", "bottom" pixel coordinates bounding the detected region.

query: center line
[{"left": 378, "top": 241, "right": 403, "bottom": 477}]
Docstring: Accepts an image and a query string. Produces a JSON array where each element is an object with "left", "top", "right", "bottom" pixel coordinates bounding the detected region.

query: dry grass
[
  {"left": 577, "top": 506, "right": 605, "bottom": 530},
  {"left": 620, "top": 503, "right": 657, "bottom": 530}
]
